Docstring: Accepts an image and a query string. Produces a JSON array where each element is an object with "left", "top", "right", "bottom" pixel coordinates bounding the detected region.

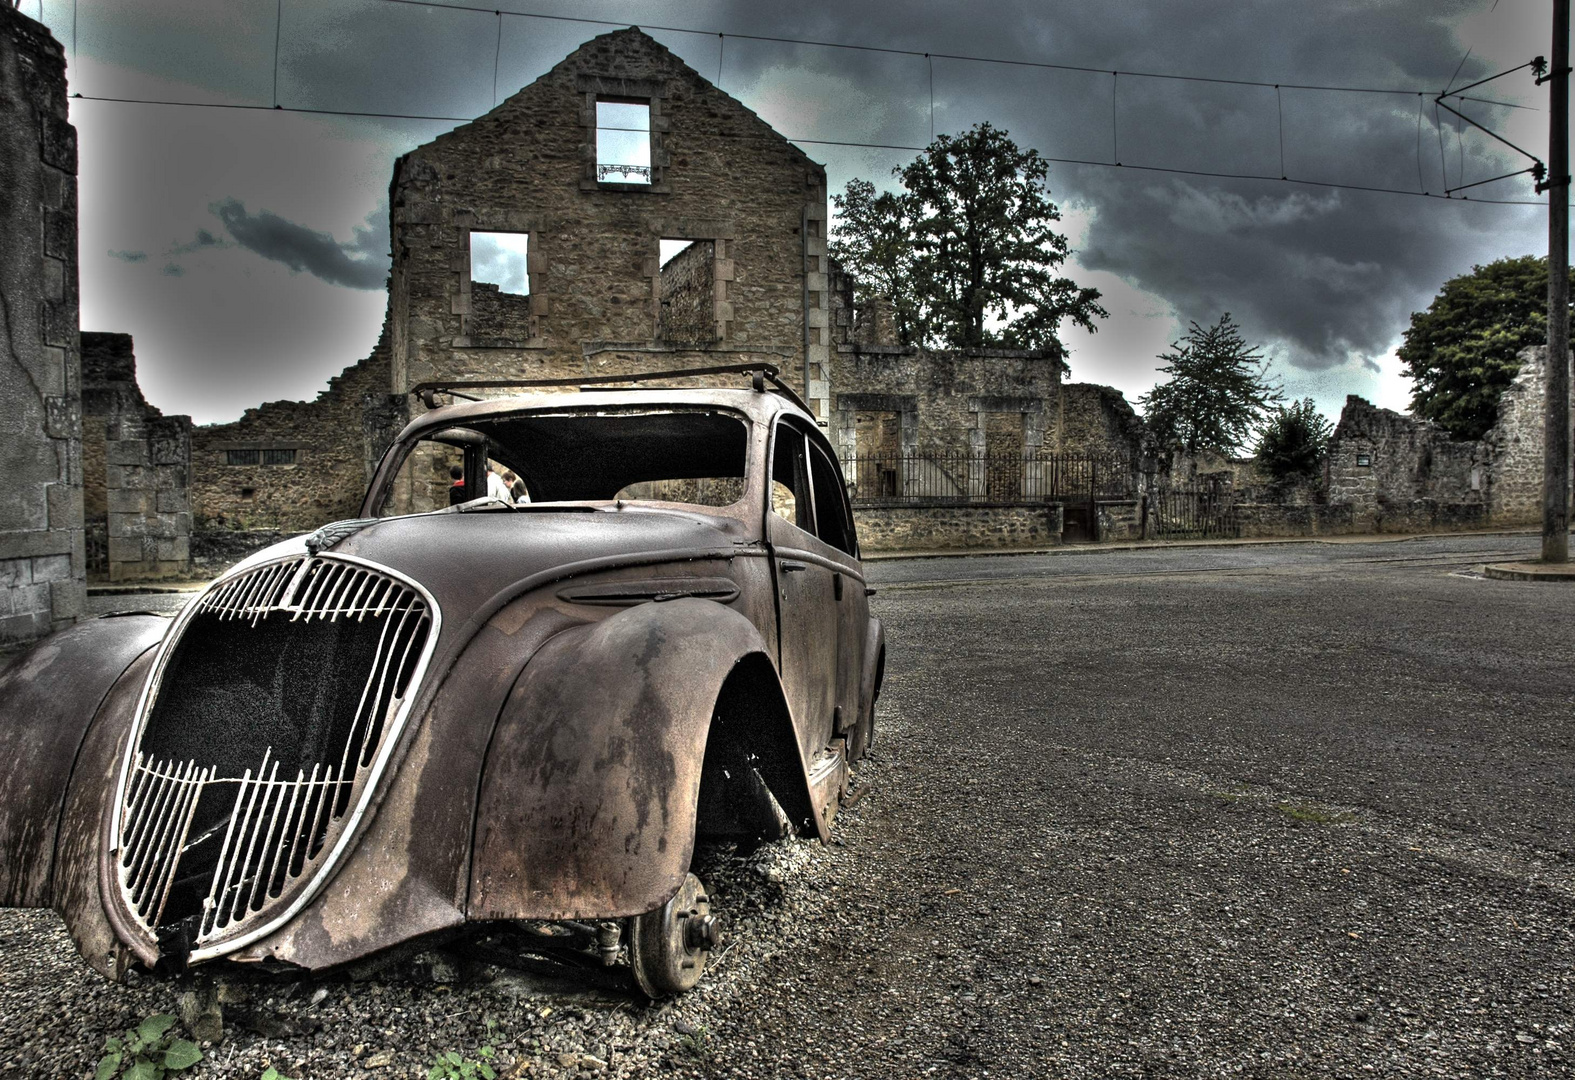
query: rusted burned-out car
[{"left": 0, "top": 367, "right": 883, "bottom": 996}]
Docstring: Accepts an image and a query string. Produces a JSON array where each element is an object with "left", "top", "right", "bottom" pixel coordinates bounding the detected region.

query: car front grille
[{"left": 115, "top": 555, "right": 436, "bottom": 958}]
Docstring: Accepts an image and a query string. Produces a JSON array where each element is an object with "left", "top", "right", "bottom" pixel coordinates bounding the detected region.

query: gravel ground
[{"left": 2, "top": 535, "right": 1571, "bottom": 1078}]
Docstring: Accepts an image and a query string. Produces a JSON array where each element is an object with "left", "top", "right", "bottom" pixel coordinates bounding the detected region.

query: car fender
[
  {"left": 467, "top": 597, "right": 813, "bottom": 921},
  {"left": 859, "top": 617, "right": 885, "bottom": 722},
  {"left": 854, "top": 616, "right": 885, "bottom": 758},
  {"left": 0, "top": 615, "right": 167, "bottom": 909}
]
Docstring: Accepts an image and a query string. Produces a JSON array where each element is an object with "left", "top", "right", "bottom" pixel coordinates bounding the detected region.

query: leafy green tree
[
  {"left": 1256, "top": 398, "right": 1333, "bottom": 480},
  {"left": 828, "top": 178, "right": 920, "bottom": 346},
  {"left": 1398, "top": 255, "right": 1574, "bottom": 441},
  {"left": 829, "top": 123, "right": 1105, "bottom": 357},
  {"left": 1140, "top": 313, "right": 1282, "bottom": 456}
]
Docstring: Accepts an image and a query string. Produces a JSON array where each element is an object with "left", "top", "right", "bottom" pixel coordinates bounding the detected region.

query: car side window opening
[
  {"left": 770, "top": 423, "right": 814, "bottom": 533},
  {"left": 807, "top": 441, "right": 857, "bottom": 556}
]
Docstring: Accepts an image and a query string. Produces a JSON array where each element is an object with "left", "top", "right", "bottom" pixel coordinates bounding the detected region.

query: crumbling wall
[
  {"left": 829, "top": 343, "right": 1141, "bottom": 464},
  {"left": 191, "top": 329, "right": 396, "bottom": 532},
  {"left": 1326, "top": 395, "right": 1487, "bottom": 532},
  {"left": 1055, "top": 382, "right": 1146, "bottom": 458},
  {"left": 81, "top": 334, "right": 192, "bottom": 581},
  {"left": 388, "top": 27, "right": 828, "bottom": 418},
  {"left": 827, "top": 259, "right": 900, "bottom": 349},
  {"left": 0, "top": 6, "right": 85, "bottom": 640},
  {"left": 1482, "top": 346, "right": 1573, "bottom": 524}
]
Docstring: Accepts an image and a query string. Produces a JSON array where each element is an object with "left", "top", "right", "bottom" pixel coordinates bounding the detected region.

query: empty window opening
[
  {"left": 597, "top": 100, "right": 651, "bottom": 184},
  {"left": 660, "top": 239, "right": 698, "bottom": 267},
  {"left": 470, "top": 231, "right": 530, "bottom": 296},
  {"left": 658, "top": 239, "right": 716, "bottom": 344},
  {"left": 853, "top": 410, "right": 902, "bottom": 498}
]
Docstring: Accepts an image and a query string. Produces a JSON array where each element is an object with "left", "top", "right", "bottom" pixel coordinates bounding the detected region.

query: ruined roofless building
[
  {"left": 191, "top": 24, "right": 1143, "bottom": 541},
  {"left": 388, "top": 26, "right": 832, "bottom": 425}
]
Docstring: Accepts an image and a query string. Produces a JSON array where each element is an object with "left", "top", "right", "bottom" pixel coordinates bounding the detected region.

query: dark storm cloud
[
  {"left": 212, "top": 199, "right": 388, "bottom": 290},
  {"left": 697, "top": 0, "right": 1543, "bottom": 374},
  {"left": 60, "top": 0, "right": 1543, "bottom": 414}
]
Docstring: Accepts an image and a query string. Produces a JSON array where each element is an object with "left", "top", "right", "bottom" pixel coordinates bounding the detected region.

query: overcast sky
[{"left": 25, "top": 0, "right": 1558, "bottom": 424}]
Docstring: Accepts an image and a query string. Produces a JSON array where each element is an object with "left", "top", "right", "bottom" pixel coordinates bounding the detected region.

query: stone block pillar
[
  {"left": 104, "top": 415, "right": 192, "bottom": 580},
  {"left": 803, "top": 170, "right": 831, "bottom": 425},
  {"left": 0, "top": 6, "right": 85, "bottom": 644},
  {"left": 82, "top": 333, "right": 193, "bottom": 581}
]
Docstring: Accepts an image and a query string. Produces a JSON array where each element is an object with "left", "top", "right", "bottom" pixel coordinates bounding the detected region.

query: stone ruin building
[
  {"left": 2, "top": 9, "right": 1568, "bottom": 644},
  {"left": 186, "top": 26, "right": 1146, "bottom": 546}
]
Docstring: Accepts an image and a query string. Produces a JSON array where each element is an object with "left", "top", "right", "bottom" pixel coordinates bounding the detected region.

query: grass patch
[{"left": 1276, "top": 802, "right": 1351, "bottom": 825}]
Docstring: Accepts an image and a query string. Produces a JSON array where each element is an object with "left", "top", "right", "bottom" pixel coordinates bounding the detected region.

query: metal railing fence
[
  {"left": 1146, "top": 484, "right": 1240, "bottom": 539},
  {"left": 841, "top": 450, "right": 1134, "bottom": 506}
]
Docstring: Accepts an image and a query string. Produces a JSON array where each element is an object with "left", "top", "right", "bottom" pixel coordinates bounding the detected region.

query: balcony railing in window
[{"left": 598, "top": 163, "right": 652, "bottom": 183}]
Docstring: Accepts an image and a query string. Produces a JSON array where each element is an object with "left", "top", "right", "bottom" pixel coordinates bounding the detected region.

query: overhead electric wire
[
  {"left": 372, "top": 0, "right": 1484, "bottom": 100},
  {"left": 72, "top": 93, "right": 473, "bottom": 124},
  {"left": 57, "top": 0, "right": 1555, "bottom": 209},
  {"left": 67, "top": 92, "right": 1552, "bottom": 207}
]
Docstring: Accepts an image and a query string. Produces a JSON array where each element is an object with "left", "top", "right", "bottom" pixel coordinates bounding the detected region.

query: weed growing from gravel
[
  {"left": 260, "top": 1069, "right": 294, "bottom": 1080},
  {"left": 94, "top": 1013, "right": 201, "bottom": 1079},
  {"left": 677, "top": 1025, "right": 713, "bottom": 1061},
  {"left": 427, "top": 1045, "right": 497, "bottom": 1079}
]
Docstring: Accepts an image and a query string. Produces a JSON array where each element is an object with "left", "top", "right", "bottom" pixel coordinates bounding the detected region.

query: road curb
[{"left": 1483, "top": 561, "right": 1575, "bottom": 581}]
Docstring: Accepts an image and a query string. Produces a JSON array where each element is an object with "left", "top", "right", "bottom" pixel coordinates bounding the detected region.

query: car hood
[{"left": 227, "top": 506, "right": 752, "bottom": 627}]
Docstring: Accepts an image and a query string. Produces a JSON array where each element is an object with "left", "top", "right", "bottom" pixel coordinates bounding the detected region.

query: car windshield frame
[{"left": 366, "top": 403, "right": 758, "bottom": 518}]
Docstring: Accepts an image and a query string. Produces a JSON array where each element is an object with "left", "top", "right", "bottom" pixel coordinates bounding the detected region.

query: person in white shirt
[{"left": 487, "top": 468, "right": 512, "bottom": 503}]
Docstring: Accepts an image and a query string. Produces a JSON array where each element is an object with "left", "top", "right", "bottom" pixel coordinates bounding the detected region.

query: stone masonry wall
[
  {"left": 657, "top": 239, "right": 716, "bottom": 344},
  {"left": 1057, "top": 383, "right": 1146, "bottom": 458},
  {"left": 0, "top": 7, "right": 84, "bottom": 641},
  {"left": 81, "top": 333, "right": 192, "bottom": 581},
  {"left": 191, "top": 329, "right": 396, "bottom": 533},
  {"left": 831, "top": 345, "right": 1068, "bottom": 458},
  {"left": 1326, "top": 395, "right": 1488, "bottom": 532},
  {"left": 1482, "top": 345, "right": 1574, "bottom": 524},
  {"left": 389, "top": 27, "right": 828, "bottom": 420},
  {"left": 855, "top": 504, "right": 1064, "bottom": 553}
]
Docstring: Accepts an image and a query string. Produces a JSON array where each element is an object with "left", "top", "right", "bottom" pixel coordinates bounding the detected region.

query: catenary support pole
[{"left": 1544, "top": 0, "right": 1571, "bottom": 562}]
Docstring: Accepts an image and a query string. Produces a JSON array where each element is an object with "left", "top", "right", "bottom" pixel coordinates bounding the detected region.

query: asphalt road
[
  {"left": 3, "top": 534, "right": 1571, "bottom": 1078},
  {"left": 684, "top": 532, "right": 1575, "bottom": 1078}
]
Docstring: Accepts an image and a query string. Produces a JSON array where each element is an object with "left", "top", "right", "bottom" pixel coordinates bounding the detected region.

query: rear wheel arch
[{"left": 695, "top": 652, "right": 817, "bottom": 841}]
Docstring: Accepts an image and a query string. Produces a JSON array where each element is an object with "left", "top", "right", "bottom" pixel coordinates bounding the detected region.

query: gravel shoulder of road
[{"left": 0, "top": 827, "right": 870, "bottom": 1078}]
